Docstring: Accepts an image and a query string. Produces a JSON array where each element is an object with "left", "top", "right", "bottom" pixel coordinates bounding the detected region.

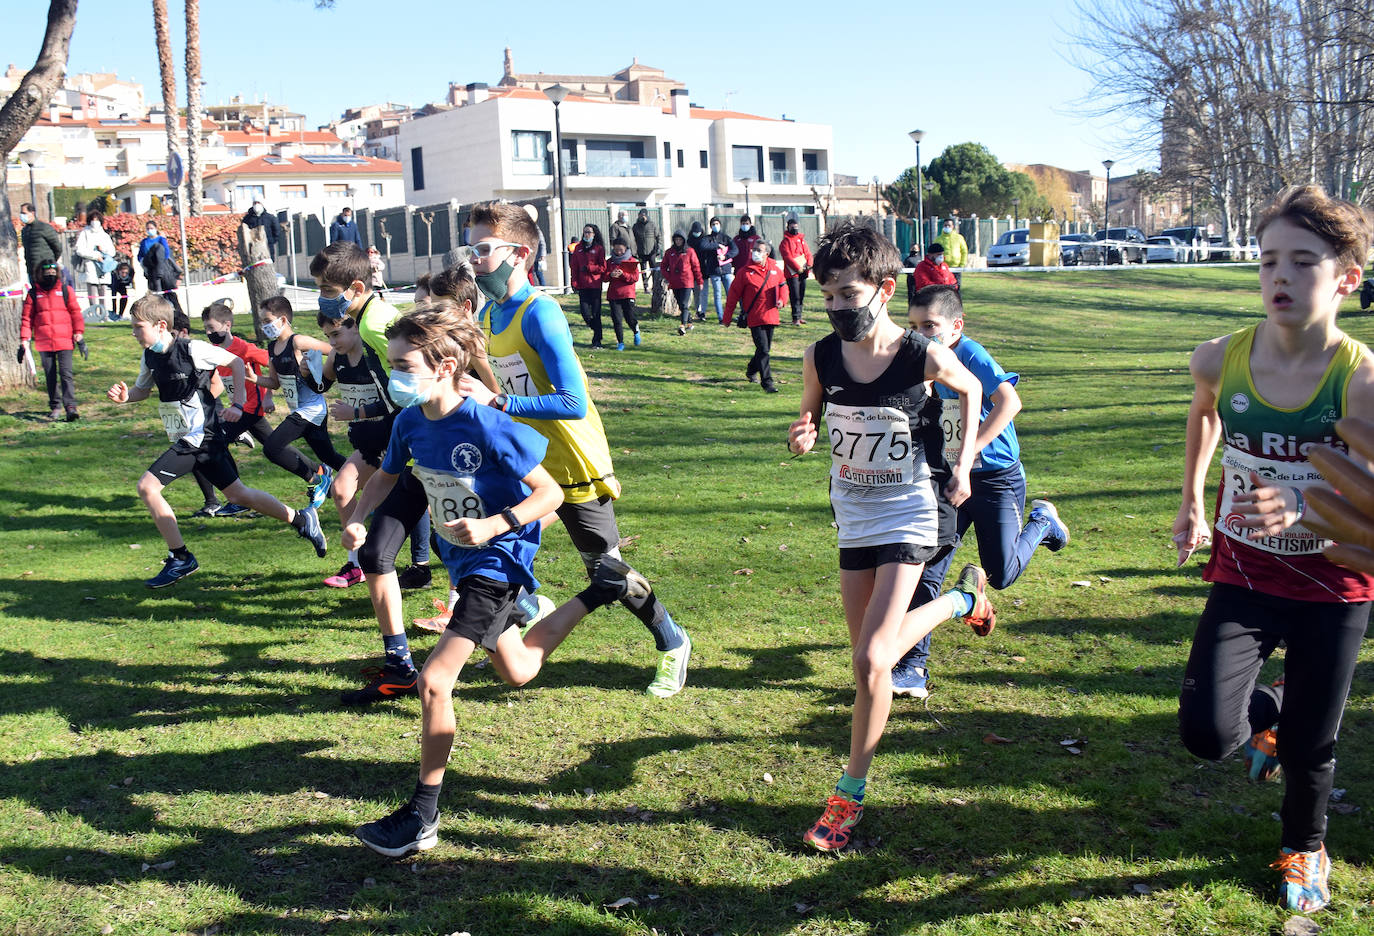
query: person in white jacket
[{"left": 74, "top": 210, "right": 116, "bottom": 321}]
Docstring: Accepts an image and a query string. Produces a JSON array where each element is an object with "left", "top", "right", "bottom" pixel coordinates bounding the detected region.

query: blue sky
[{"left": 5, "top": 0, "right": 1153, "bottom": 183}]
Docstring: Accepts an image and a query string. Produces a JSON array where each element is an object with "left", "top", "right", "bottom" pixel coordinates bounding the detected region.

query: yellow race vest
[{"left": 484, "top": 294, "right": 620, "bottom": 504}]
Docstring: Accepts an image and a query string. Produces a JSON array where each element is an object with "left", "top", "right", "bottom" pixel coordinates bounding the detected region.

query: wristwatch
[
  {"left": 501, "top": 507, "right": 521, "bottom": 532},
  {"left": 490, "top": 393, "right": 509, "bottom": 411}
]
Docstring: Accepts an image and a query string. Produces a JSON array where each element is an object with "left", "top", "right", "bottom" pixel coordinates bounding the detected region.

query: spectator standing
[
  {"left": 18, "top": 202, "right": 63, "bottom": 283},
  {"left": 610, "top": 209, "right": 632, "bottom": 249},
  {"left": 908, "top": 242, "right": 959, "bottom": 302},
  {"left": 721, "top": 239, "right": 786, "bottom": 393},
  {"left": 779, "top": 214, "right": 813, "bottom": 325},
  {"left": 138, "top": 220, "right": 183, "bottom": 318},
  {"left": 732, "top": 215, "right": 761, "bottom": 275},
  {"left": 20, "top": 259, "right": 85, "bottom": 421},
  {"left": 242, "top": 200, "right": 281, "bottom": 259},
  {"left": 330, "top": 207, "right": 362, "bottom": 247},
  {"left": 110, "top": 260, "right": 135, "bottom": 320},
  {"left": 935, "top": 219, "right": 969, "bottom": 287},
  {"left": 691, "top": 217, "right": 737, "bottom": 322},
  {"left": 74, "top": 210, "right": 115, "bottom": 321},
  {"left": 570, "top": 224, "right": 608, "bottom": 348},
  {"left": 632, "top": 207, "right": 661, "bottom": 290},
  {"left": 662, "top": 230, "right": 702, "bottom": 335},
  {"left": 604, "top": 236, "right": 641, "bottom": 350},
  {"left": 367, "top": 246, "right": 388, "bottom": 297}
]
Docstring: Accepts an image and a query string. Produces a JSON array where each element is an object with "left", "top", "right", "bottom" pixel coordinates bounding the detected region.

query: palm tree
[
  {"left": 152, "top": 0, "right": 180, "bottom": 210},
  {"left": 185, "top": 0, "right": 203, "bottom": 216}
]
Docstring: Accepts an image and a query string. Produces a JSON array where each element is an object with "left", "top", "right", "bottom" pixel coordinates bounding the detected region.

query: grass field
[{"left": 2, "top": 266, "right": 1373, "bottom": 935}]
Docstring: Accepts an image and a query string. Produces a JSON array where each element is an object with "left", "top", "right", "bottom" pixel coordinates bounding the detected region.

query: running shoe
[
  {"left": 1029, "top": 499, "right": 1070, "bottom": 552},
  {"left": 324, "top": 561, "right": 365, "bottom": 589},
  {"left": 307, "top": 465, "right": 334, "bottom": 510},
  {"left": 65, "top": 410, "right": 79, "bottom": 422},
  {"left": 891, "top": 663, "right": 930, "bottom": 699},
  {"left": 954, "top": 564, "right": 996, "bottom": 636},
  {"left": 145, "top": 552, "right": 199, "bottom": 589},
  {"left": 297, "top": 505, "right": 327, "bottom": 557},
  {"left": 234, "top": 434, "right": 257, "bottom": 450},
  {"left": 1273, "top": 845, "right": 1331, "bottom": 913},
  {"left": 340, "top": 663, "right": 419, "bottom": 706},
  {"left": 413, "top": 598, "right": 453, "bottom": 634},
  {"left": 215, "top": 503, "right": 252, "bottom": 518},
  {"left": 633, "top": 328, "right": 642, "bottom": 346},
  {"left": 396, "top": 563, "right": 433, "bottom": 590},
  {"left": 616, "top": 341, "right": 625, "bottom": 351},
  {"left": 516, "top": 593, "right": 557, "bottom": 638},
  {"left": 48, "top": 407, "right": 64, "bottom": 420},
  {"left": 1244, "top": 724, "right": 1281, "bottom": 782},
  {"left": 803, "top": 794, "right": 863, "bottom": 852},
  {"left": 190, "top": 503, "right": 222, "bottom": 519},
  {"left": 590, "top": 556, "right": 652, "bottom": 601},
  {"left": 646, "top": 628, "right": 691, "bottom": 698},
  {"left": 355, "top": 803, "right": 439, "bottom": 857}
]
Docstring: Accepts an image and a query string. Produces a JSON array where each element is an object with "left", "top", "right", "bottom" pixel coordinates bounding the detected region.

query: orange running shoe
[
  {"left": 412, "top": 598, "right": 452, "bottom": 634},
  {"left": 803, "top": 794, "right": 863, "bottom": 852},
  {"left": 954, "top": 564, "right": 996, "bottom": 636},
  {"left": 1272, "top": 844, "right": 1331, "bottom": 912}
]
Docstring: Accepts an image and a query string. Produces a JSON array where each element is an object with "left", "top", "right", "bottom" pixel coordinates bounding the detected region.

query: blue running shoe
[
  {"left": 297, "top": 505, "right": 327, "bottom": 557},
  {"left": 616, "top": 341, "right": 625, "bottom": 351},
  {"left": 633, "top": 328, "right": 642, "bottom": 346},
  {"left": 1029, "top": 499, "right": 1070, "bottom": 552},
  {"left": 145, "top": 552, "right": 198, "bottom": 588},
  {"left": 308, "top": 465, "right": 334, "bottom": 511},
  {"left": 1273, "top": 845, "right": 1331, "bottom": 913},
  {"left": 891, "top": 663, "right": 930, "bottom": 699},
  {"left": 216, "top": 502, "right": 252, "bottom": 518}
]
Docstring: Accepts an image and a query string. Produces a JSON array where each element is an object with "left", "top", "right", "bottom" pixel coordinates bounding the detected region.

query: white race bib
[
  {"left": 413, "top": 464, "right": 488, "bottom": 548},
  {"left": 280, "top": 375, "right": 300, "bottom": 412},
  {"left": 221, "top": 373, "right": 235, "bottom": 400},
  {"left": 1215, "top": 445, "right": 1331, "bottom": 555},
  {"left": 490, "top": 352, "right": 536, "bottom": 397},
  {"left": 940, "top": 396, "right": 981, "bottom": 469},
  {"left": 157, "top": 399, "right": 194, "bottom": 442},
  {"left": 825, "top": 403, "right": 914, "bottom": 486},
  {"left": 338, "top": 382, "right": 382, "bottom": 421}
]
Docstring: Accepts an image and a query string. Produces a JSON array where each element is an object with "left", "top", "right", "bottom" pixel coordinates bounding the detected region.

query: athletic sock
[
  {"left": 170, "top": 545, "right": 192, "bottom": 562},
  {"left": 410, "top": 780, "right": 441, "bottom": 825},
  {"left": 447, "top": 588, "right": 459, "bottom": 610},
  {"left": 945, "top": 589, "right": 973, "bottom": 619},
  {"left": 383, "top": 632, "right": 415, "bottom": 674},
  {"left": 835, "top": 771, "right": 866, "bottom": 805},
  {"left": 641, "top": 605, "right": 684, "bottom": 652},
  {"left": 347, "top": 548, "right": 358, "bottom": 566},
  {"left": 289, "top": 510, "right": 307, "bottom": 532}
]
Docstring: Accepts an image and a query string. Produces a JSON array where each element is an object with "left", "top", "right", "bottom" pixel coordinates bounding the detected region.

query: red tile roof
[
  {"left": 218, "top": 129, "right": 343, "bottom": 145},
  {"left": 30, "top": 115, "right": 219, "bottom": 132},
  {"left": 210, "top": 154, "right": 402, "bottom": 176}
]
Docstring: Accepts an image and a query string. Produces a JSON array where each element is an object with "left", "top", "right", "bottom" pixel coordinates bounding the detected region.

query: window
[
  {"left": 323, "top": 183, "right": 349, "bottom": 196},
  {"left": 280, "top": 184, "right": 307, "bottom": 199},
  {"left": 228, "top": 146, "right": 248, "bottom": 157},
  {"left": 411, "top": 146, "right": 425, "bottom": 191},
  {"left": 731, "top": 145, "right": 762, "bottom": 183},
  {"left": 511, "top": 130, "right": 551, "bottom": 175},
  {"left": 371, "top": 183, "right": 383, "bottom": 196},
  {"left": 700, "top": 150, "right": 709, "bottom": 169},
  {"left": 663, "top": 141, "right": 672, "bottom": 159},
  {"left": 677, "top": 149, "right": 684, "bottom": 169},
  {"left": 236, "top": 184, "right": 265, "bottom": 203}
]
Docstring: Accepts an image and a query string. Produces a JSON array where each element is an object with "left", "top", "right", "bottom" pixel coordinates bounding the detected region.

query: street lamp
[
  {"left": 1011, "top": 197, "right": 1020, "bottom": 227},
  {"left": 19, "top": 148, "right": 41, "bottom": 210},
  {"left": 739, "top": 177, "right": 751, "bottom": 217},
  {"left": 542, "top": 83, "right": 571, "bottom": 292},
  {"left": 1101, "top": 159, "right": 1115, "bottom": 230},
  {"left": 908, "top": 129, "right": 925, "bottom": 252}
]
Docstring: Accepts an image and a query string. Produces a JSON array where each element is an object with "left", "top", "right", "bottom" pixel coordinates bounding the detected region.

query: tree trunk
[
  {"left": 185, "top": 0, "right": 202, "bottom": 217},
  {"left": 152, "top": 0, "right": 181, "bottom": 210},
  {"left": 0, "top": 0, "right": 79, "bottom": 392},
  {"left": 238, "top": 223, "right": 280, "bottom": 342}
]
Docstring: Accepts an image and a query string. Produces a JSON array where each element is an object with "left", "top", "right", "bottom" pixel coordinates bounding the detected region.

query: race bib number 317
[{"left": 490, "top": 352, "right": 535, "bottom": 397}]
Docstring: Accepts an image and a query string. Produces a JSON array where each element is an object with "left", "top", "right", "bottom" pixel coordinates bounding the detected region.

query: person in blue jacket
[{"left": 330, "top": 207, "right": 362, "bottom": 247}]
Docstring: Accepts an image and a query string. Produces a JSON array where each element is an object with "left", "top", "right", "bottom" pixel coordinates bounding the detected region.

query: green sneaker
[
  {"left": 953, "top": 564, "right": 996, "bottom": 636},
  {"left": 646, "top": 629, "right": 691, "bottom": 698}
]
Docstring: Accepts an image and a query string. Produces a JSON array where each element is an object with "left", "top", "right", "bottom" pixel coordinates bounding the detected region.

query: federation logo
[
  {"left": 1223, "top": 512, "right": 1246, "bottom": 538},
  {"left": 451, "top": 443, "right": 482, "bottom": 473},
  {"left": 1230, "top": 393, "right": 1250, "bottom": 414}
]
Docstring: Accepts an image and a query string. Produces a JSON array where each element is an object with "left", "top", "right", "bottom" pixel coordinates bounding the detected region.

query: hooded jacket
[
  {"left": 691, "top": 223, "right": 736, "bottom": 278},
  {"left": 661, "top": 231, "right": 702, "bottom": 289},
  {"left": 780, "top": 229, "right": 812, "bottom": 279},
  {"left": 21, "top": 281, "right": 84, "bottom": 352}
]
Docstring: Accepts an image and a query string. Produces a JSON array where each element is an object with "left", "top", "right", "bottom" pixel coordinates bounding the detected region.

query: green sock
[
  {"left": 946, "top": 589, "right": 973, "bottom": 620},
  {"left": 835, "top": 771, "right": 866, "bottom": 804}
]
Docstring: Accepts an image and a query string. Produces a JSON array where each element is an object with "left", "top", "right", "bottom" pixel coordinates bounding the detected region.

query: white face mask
[{"left": 751, "top": 249, "right": 765, "bottom": 264}]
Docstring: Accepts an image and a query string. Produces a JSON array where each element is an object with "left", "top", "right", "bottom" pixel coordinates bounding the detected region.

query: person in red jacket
[
  {"left": 662, "top": 229, "right": 702, "bottom": 335},
  {"left": 20, "top": 260, "right": 85, "bottom": 421},
  {"left": 733, "top": 215, "right": 761, "bottom": 273},
  {"left": 780, "top": 214, "right": 813, "bottom": 325},
  {"left": 603, "top": 236, "right": 642, "bottom": 350},
  {"left": 570, "top": 224, "right": 608, "bottom": 348},
  {"left": 908, "top": 242, "right": 959, "bottom": 302},
  {"left": 722, "top": 240, "right": 786, "bottom": 393}
]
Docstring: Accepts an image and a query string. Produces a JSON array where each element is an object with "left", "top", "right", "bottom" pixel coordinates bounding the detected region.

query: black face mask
[
  {"left": 206, "top": 329, "right": 230, "bottom": 345},
  {"left": 39, "top": 274, "right": 58, "bottom": 289},
  {"left": 826, "top": 290, "right": 881, "bottom": 342}
]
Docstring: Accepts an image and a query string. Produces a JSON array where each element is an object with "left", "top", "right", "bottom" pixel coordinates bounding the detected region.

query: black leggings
[
  {"left": 358, "top": 468, "right": 428, "bottom": 575},
  {"left": 787, "top": 276, "right": 806, "bottom": 321},
  {"left": 263, "top": 412, "right": 346, "bottom": 482},
  {"left": 1179, "top": 582, "right": 1370, "bottom": 851},
  {"left": 578, "top": 288, "right": 604, "bottom": 346},
  {"left": 607, "top": 297, "right": 638, "bottom": 345}
]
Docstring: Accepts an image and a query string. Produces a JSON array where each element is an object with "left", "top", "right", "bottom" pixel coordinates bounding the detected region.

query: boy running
[
  {"left": 106, "top": 295, "right": 327, "bottom": 588},
  {"left": 786, "top": 222, "right": 993, "bottom": 852},
  {"left": 350, "top": 303, "right": 654, "bottom": 857},
  {"left": 1174, "top": 185, "right": 1374, "bottom": 914},
  {"left": 461, "top": 200, "right": 692, "bottom": 697},
  {"left": 889, "top": 285, "right": 1069, "bottom": 698}
]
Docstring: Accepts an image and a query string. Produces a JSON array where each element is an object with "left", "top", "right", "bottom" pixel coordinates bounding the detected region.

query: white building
[
  {"left": 9, "top": 113, "right": 221, "bottom": 192},
  {"left": 397, "top": 67, "right": 831, "bottom": 214}
]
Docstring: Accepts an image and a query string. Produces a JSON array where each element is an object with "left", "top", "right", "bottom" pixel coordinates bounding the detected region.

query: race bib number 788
[{"left": 413, "top": 465, "right": 488, "bottom": 548}]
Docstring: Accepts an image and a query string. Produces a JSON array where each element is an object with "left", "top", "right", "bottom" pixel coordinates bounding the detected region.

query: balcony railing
[
  {"left": 770, "top": 169, "right": 795, "bottom": 184},
  {"left": 803, "top": 169, "right": 829, "bottom": 186},
  {"left": 581, "top": 155, "right": 659, "bottom": 178}
]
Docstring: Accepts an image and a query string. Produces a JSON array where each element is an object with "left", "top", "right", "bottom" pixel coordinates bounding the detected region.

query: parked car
[
  {"left": 987, "top": 228, "right": 1030, "bottom": 267},
  {"left": 1146, "top": 235, "right": 1188, "bottom": 263},
  {"left": 1059, "top": 233, "right": 1092, "bottom": 266},
  {"left": 1160, "top": 226, "right": 1210, "bottom": 262},
  {"left": 1208, "top": 235, "right": 1245, "bottom": 261},
  {"left": 1244, "top": 236, "right": 1260, "bottom": 260},
  {"left": 1080, "top": 226, "right": 1149, "bottom": 264}
]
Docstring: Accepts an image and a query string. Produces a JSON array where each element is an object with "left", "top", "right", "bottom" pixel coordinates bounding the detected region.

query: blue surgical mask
[
  {"left": 149, "top": 333, "right": 172, "bottom": 354},
  {"left": 711, "top": 223, "right": 720, "bottom": 233},
  {"left": 317, "top": 290, "right": 352, "bottom": 320},
  {"left": 387, "top": 370, "right": 434, "bottom": 408},
  {"left": 582, "top": 234, "right": 593, "bottom": 244},
  {"left": 261, "top": 319, "right": 282, "bottom": 340},
  {"left": 740, "top": 223, "right": 752, "bottom": 233}
]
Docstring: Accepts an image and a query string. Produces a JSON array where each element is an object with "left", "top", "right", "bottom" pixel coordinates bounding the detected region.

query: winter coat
[
  {"left": 21, "top": 282, "right": 84, "bottom": 352},
  {"left": 243, "top": 208, "right": 281, "bottom": 254},
  {"left": 691, "top": 227, "right": 735, "bottom": 278},
  {"left": 910, "top": 257, "right": 959, "bottom": 292},
  {"left": 610, "top": 218, "right": 632, "bottom": 249},
  {"left": 722, "top": 259, "right": 785, "bottom": 328},
  {"left": 330, "top": 214, "right": 362, "bottom": 247},
  {"left": 935, "top": 229, "right": 969, "bottom": 268},
  {"left": 661, "top": 238, "right": 701, "bottom": 290},
  {"left": 20, "top": 219, "right": 64, "bottom": 281},
  {"left": 141, "top": 240, "right": 181, "bottom": 292},
  {"left": 732, "top": 230, "right": 761, "bottom": 271},
  {"left": 603, "top": 254, "right": 640, "bottom": 300},
  {"left": 632, "top": 215, "right": 660, "bottom": 260},
  {"left": 570, "top": 242, "right": 607, "bottom": 290},
  {"left": 74, "top": 224, "right": 115, "bottom": 285},
  {"left": 780, "top": 231, "right": 812, "bottom": 279},
  {"left": 137, "top": 235, "right": 173, "bottom": 265}
]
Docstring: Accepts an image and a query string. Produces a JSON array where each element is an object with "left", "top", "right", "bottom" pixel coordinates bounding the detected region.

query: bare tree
[
  {"left": 0, "top": 0, "right": 78, "bottom": 391},
  {"left": 185, "top": 0, "right": 203, "bottom": 216},
  {"left": 152, "top": 0, "right": 180, "bottom": 208}
]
